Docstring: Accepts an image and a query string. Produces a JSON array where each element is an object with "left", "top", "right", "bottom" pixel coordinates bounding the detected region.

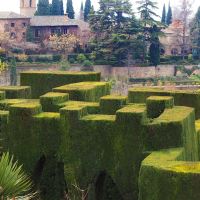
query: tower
[{"left": 20, "top": 0, "right": 36, "bottom": 17}]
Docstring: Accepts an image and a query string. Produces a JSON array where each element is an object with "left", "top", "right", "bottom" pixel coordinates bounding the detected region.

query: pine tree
[
  {"left": 191, "top": 7, "right": 200, "bottom": 59},
  {"left": 35, "top": 0, "right": 50, "bottom": 16},
  {"left": 60, "top": 0, "right": 64, "bottom": 15},
  {"left": 66, "top": 0, "right": 75, "bottom": 19},
  {"left": 84, "top": 0, "right": 91, "bottom": 21},
  {"left": 166, "top": 3, "right": 172, "bottom": 25},
  {"left": 161, "top": 4, "right": 166, "bottom": 24},
  {"left": 51, "top": 0, "right": 61, "bottom": 15},
  {"left": 89, "top": 0, "right": 143, "bottom": 66}
]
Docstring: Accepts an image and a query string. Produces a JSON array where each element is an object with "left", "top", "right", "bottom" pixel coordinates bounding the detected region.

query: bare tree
[{"left": 175, "top": 0, "right": 194, "bottom": 58}]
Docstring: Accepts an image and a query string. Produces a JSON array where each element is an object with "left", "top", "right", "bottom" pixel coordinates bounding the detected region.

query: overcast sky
[{"left": 0, "top": 0, "right": 199, "bottom": 17}]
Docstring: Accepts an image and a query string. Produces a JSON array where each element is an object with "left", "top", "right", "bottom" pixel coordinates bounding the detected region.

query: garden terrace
[{"left": 0, "top": 72, "right": 200, "bottom": 199}]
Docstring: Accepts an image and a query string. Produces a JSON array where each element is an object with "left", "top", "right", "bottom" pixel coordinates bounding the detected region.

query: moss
[
  {"left": 0, "top": 86, "right": 31, "bottom": 99},
  {"left": 40, "top": 92, "right": 69, "bottom": 112},
  {"left": 100, "top": 95, "right": 127, "bottom": 115},
  {"left": 146, "top": 96, "right": 174, "bottom": 118},
  {"left": 20, "top": 71, "right": 101, "bottom": 98},
  {"left": 0, "top": 99, "right": 39, "bottom": 110},
  {"left": 144, "top": 106, "right": 199, "bottom": 161},
  {"left": 53, "top": 82, "right": 111, "bottom": 102},
  {"left": 139, "top": 148, "right": 200, "bottom": 200},
  {"left": 128, "top": 87, "right": 200, "bottom": 119},
  {"left": 0, "top": 91, "right": 5, "bottom": 100},
  {"left": 0, "top": 110, "right": 9, "bottom": 151},
  {"left": 58, "top": 100, "right": 99, "bottom": 114}
]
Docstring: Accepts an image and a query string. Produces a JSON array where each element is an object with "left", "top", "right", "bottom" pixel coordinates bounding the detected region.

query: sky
[{"left": 0, "top": 0, "right": 199, "bottom": 18}]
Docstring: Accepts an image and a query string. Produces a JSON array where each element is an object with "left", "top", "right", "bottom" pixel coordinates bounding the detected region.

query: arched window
[{"left": 29, "top": 0, "right": 32, "bottom": 7}]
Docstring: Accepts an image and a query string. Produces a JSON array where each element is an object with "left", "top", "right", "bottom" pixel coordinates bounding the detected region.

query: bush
[
  {"left": 53, "top": 54, "right": 62, "bottom": 62},
  {"left": 69, "top": 58, "right": 76, "bottom": 64},
  {"left": 0, "top": 48, "right": 7, "bottom": 62},
  {"left": 28, "top": 55, "right": 53, "bottom": 62},
  {"left": 15, "top": 54, "right": 28, "bottom": 62},
  {"left": 81, "top": 60, "right": 94, "bottom": 71},
  {"left": 11, "top": 48, "right": 24, "bottom": 54},
  {"left": 77, "top": 54, "right": 86, "bottom": 64}
]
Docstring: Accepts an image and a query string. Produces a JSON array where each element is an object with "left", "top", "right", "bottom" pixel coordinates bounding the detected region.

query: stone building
[
  {"left": 0, "top": 0, "right": 90, "bottom": 45},
  {"left": 0, "top": 12, "right": 30, "bottom": 43},
  {"left": 160, "top": 20, "right": 191, "bottom": 55}
]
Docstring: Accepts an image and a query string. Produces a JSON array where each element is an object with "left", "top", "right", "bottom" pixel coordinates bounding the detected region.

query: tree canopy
[
  {"left": 35, "top": 0, "right": 50, "bottom": 15},
  {"left": 166, "top": 3, "right": 172, "bottom": 25},
  {"left": 84, "top": 0, "right": 92, "bottom": 21},
  {"left": 66, "top": 0, "right": 75, "bottom": 19},
  {"left": 161, "top": 4, "right": 166, "bottom": 24}
]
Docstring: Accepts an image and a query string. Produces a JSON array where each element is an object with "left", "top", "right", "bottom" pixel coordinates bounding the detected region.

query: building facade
[{"left": 0, "top": 0, "right": 90, "bottom": 46}]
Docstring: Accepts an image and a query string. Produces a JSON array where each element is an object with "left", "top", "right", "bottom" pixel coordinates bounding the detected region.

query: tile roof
[
  {"left": 31, "top": 16, "right": 82, "bottom": 27},
  {"left": 0, "top": 11, "right": 30, "bottom": 19}
]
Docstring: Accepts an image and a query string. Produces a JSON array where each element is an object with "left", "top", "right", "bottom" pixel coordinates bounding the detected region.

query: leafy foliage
[
  {"left": 35, "top": 0, "right": 50, "bottom": 15},
  {"left": 166, "top": 3, "right": 172, "bottom": 25},
  {"left": 84, "top": 0, "right": 92, "bottom": 21},
  {"left": 0, "top": 152, "right": 33, "bottom": 199},
  {"left": 66, "top": 0, "right": 75, "bottom": 19},
  {"left": 190, "top": 7, "right": 200, "bottom": 59}
]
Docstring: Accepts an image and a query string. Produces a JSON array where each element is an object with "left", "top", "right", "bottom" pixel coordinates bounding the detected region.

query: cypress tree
[
  {"left": 51, "top": 0, "right": 61, "bottom": 15},
  {"left": 66, "top": 0, "right": 75, "bottom": 19},
  {"left": 161, "top": 4, "right": 166, "bottom": 24},
  {"left": 84, "top": 0, "right": 91, "bottom": 21},
  {"left": 35, "top": 0, "right": 50, "bottom": 16},
  {"left": 166, "top": 3, "right": 172, "bottom": 25},
  {"left": 60, "top": 0, "right": 64, "bottom": 15}
]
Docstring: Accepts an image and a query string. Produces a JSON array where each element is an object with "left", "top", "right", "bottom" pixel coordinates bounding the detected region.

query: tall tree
[
  {"left": 84, "top": 0, "right": 92, "bottom": 21},
  {"left": 35, "top": 0, "right": 50, "bottom": 16},
  {"left": 60, "top": 0, "right": 64, "bottom": 15},
  {"left": 161, "top": 4, "right": 166, "bottom": 24},
  {"left": 149, "top": 25, "right": 160, "bottom": 68},
  {"left": 190, "top": 7, "right": 200, "bottom": 59},
  {"left": 51, "top": 0, "right": 61, "bottom": 15},
  {"left": 166, "top": 3, "right": 172, "bottom": 25},
  {"left": 66, "top": 0, "right": 75, "bottom": 19},
  {"left": 89, "top": 0, "right": 143, "bottom": 66},
  {"left": 79, "top": 2, "right": 84, "bottom": 20}
]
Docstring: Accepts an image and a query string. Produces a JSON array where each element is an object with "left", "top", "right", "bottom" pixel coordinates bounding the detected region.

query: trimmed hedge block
[
  {"left": 100, "top": 95, "right": 127, "bottom": 114},
  {"left": 139, "top": 148, "right": 200, "bottom": 200},
  {"left": 146, "top": 96, "right": 174, "bottom": 118},
  {"left": 0, "top": 86, "right": 31, "bottom": 99},
  {"left": 128, "top": 87, "right": 200, "bottom": 119},
  {"left": 20, "top": 71, "right": 101, "bottom": 98},
  {"left": 53, "top": 82, "right": 111, "bottom": 102},
  {"left": 0, "top": 91, "right": 5, "bottom": 100},
  {"left": 40, "top": 92, "right": 69, "bottom": 112},
  {"left": 144, "top": 106, "right": 199, "bottom": 161},
  {"left": 0, "top": 99, "right": 39, "bottom": 110}
]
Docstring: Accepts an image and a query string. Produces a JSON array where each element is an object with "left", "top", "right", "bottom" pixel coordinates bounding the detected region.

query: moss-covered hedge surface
[
  {"left": 128, "top": 87, "right": 200, "bottom": 119},
  {"left": 0, "top": 86, "right": 31, "bottom": 99},
  {"left": 139, "top": 148, "right": 200, "bottom": 200},
  {"left": 53, "top": 82, "right": 111, "bottom": 102},
  {"left": 1, "top": 72, "right": 200, "bottom": 200},
  {"left": 20, "top": 71, "right": 101, "bottom": 98}
]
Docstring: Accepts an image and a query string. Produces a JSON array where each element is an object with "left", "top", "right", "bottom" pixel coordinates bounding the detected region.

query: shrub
[
  {"left": 15, "top": 54, "right": 28, "bottom": 62},
  {"left": 77, "top": 54, "right": 86, "bottom": 64},
  {"left": 0, "top": 48, "right": 7, "bottom": 62},
  {"left": 69, "top": 58, "right": 76, "bottom": 64},
  {"left": 11, "top": 47, "right": 24, "bottom": 54},
  {"left": 81, "top": 60, "right": 94, "bottom": 71},
  {"left": 53, "top": 54, "right": 62, "bottom": 62},
  {"left": 28, "top": 55, "right": 53, "bottom": 62}
]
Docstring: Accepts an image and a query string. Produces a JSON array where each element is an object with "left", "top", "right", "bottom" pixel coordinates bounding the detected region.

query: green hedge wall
[{"left": 20, "top": 71, "right": 101, "bottom": 98}]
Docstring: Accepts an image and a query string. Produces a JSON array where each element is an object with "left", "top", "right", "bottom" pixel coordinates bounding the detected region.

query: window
[
  {"left": 22, "top": 32, "right": 26, "bottom": 38},
  {"left": 63, "top": 28, "right": 68, "bottom": 34},
  {"left": 22, "top": 22, "right": 26, "bottom": 28},
  {"left": 10, "top": 32, "right": 16, "bottom": 39},
  {"left": 30, "top": 0, "right": 32, "bottom": 7},
  {"left": 171, "top": 48, "right": 178, "bottom": 55},
  {"left": 11, "top": 23, "right": 15, "bottom": 28},
  {"left": 51, "top": 28, "right": 61, "bottom": 35},
  {"left": 35, "top": 29, "right": 41, "bottom": 38}
]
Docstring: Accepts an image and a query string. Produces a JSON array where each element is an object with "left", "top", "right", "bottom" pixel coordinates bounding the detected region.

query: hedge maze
[{"left": 1, "top": 71, "right": 200, "bottom": 200}]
